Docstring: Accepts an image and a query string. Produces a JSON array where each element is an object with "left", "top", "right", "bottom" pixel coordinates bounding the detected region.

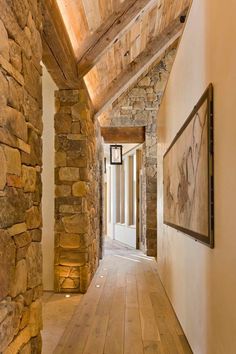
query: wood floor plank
[
  {"left": 83, "top": 315, "right": 109, "bottom": 354},
  {"left": 143, "top": 340, "right": 163, "bottom": 354},
  {"left": 54, "top": 239, "right": 193, "bottom": 354},
  {"left": 124, "top": 307, "right": 144, "bottom": 354},
  {"left": 104, "top": 286, "right": 125, "bottom": 354},
  {"left": 126, "top": 273, "right": 139, "bottom": 308},
  {"left": 140, "top": 306, "right": 161, "bottom": 342}
]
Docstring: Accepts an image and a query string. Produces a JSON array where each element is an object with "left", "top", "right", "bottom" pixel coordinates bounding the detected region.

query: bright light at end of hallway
[{"left": 114, "top": 254, "right": 140, "bottom": 262}]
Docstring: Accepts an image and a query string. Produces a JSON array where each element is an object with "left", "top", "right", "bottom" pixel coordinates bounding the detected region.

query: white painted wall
[
  {"left": 157, "top": 1, "right": 236, "bottom": 353},
  {"left": 42, "top": 66, "right": 57, "bottom": 291},
  {"left": 115, "top": 224, "right": 136, "bottom": 248}
]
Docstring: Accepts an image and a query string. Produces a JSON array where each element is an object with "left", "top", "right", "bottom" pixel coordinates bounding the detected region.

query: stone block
[
  {"left": 26, "top": 243, "right": 42, "bottom": 289},
  {"left": 55, "top": 152, "right": 66, "bottom": 167},
  {"left": 0, "top": 106, "right": 28, "bottom": 142},
  {"left": 72, "top": 181, "right": 88, "bottom": 197},
  {"left": 22, "top": 55, "right": 42, "bottom": 103},
  {"left": 59, "top": 233, "right": 81, "bottom": 249},
  {"left": 16, "top": 245, "right": 30, "bottom": 261},
  {"left": 9, "top": 39, "right": 22, "bottom": 72},
  {"left": 55, "top": 136, "right": 86, "bottom": 153},
  {"left": 8, "top": 223, "right": 27, "bottom": 236},
  {"left": 13, "top": 231, "right": 31, "bottom": 248},
  {"left": 0, "top": 230, "right": 15, "bottom": 300},
  {"left": 0, "top": 187, "right": 31, "bottom": 228},
  {"left": 0, "top": 19, "right": 9, "bottom": 60},
  {"left": 59, "top": 204, "right": 82, "bottom": 214},
  {"left": 29, "top": 299, "right": 42, "bottom": 337},
  {"left": 6, "top": 174, "right": 22, "bottom": 188},
  {"left": 54, "top": 113, "right": 71, "bottom": 134},
  {"left": 130, "top": 88, "right": 146, "bottom": 97},
  {"left": 138, "top": 76, "right": 151, "bottom": 87},
  {"left": 62, "top": 214, "right": 89, "bottom": 234},
  {"left": 3, "top": 326, "right": 31, "bottom": 354},
  {"left": 79, "top": 168, "right": 90, "bottom": 181},
  {"left": 66, "top": 149, "right": 87, "bottom": 168},
  {"left": 7, "top": 76, "right": 24, "bottom": 111},
  {"left": 0, "top": 146, "right": 7, "bottom": 190},
  {"left": 56, "top": 90, "right": 79, "bottom": 106},
  {"left": 59, "top": 167, "right": 80, "bottom": 182},
  {"left": 55, "top": 185, "right": 71, "bottom": 197},
  {"left": 10, "top": 259, "right": 27, "bottom": 298},
  {"left": 22, "top": 165, "right": 37, "bottom": 192},
  {"left": 4, "top": 145, "right": 21, "bottom": 176},
  {"left": 67, "top": 134, "right": 86, "bottom": 141},
  {"left": 23, "top": 91, "right": 42, "bottom": 133},
  {"left": 30, "top": 333, "right": 42, "bottom": 354},
  {"left": 19, "top": 342, "right": 31, "bottom": 354},
  {"left": 71, "top": 122, "right": 81, "bottom": 134},
  {"left": 26, "top": 206, "right": 41, "bottom": 230},
  {"left": 30, "top": 229, "right": 42, "bottom": 242},
  {"left": 61, "top": 278, "right": 79, "bottom": 290},
  {"left": 21, "top": 128, "right": 42, "bottom": 166},
  {"left": 59, "top": 249, "right": 88, "bottom": 267},
  {"left": 17, "top": 138, "right": 31, "bottom": 154},
  {"left": 0, "top": 70, "right": 8, "bottom": 106},
  {"left": 0, "top": 299, "right": 23, "bottom": 352}
]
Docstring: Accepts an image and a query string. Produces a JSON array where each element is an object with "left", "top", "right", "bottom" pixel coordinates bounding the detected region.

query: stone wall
[
  {"left": 0, "top": 0, "right": 43, "bottom": 352},
  {"left": 55, "top": 88, "right": 102, "bottom": 293},
  {"left": 99, "top": 48, "right": 176, "bottom": 256}
]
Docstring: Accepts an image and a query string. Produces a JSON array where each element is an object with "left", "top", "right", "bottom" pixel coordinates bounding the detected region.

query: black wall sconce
[{"left": 110, "top": 145, "right": 123, "bottom": 165}]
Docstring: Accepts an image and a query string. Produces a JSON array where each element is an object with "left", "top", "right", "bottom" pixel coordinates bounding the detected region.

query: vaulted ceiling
[{"left": 42, "top": 0, "right": 191, "bottom": 117}]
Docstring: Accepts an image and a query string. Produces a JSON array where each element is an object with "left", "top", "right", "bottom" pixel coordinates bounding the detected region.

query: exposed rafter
[
  {"left": 94, "top": 10, "right": 187, "bottom": 119},
  {"left": 101, "top": 127, "right": 145, "bottom": 143},
  {"left": 42, "top": 0, "right": 79, "bottom": 88},
  {"left": 77, "top": 0, "right": 158, "bottom": 79}
]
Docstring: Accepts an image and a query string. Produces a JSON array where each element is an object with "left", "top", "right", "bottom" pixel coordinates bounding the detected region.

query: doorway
[{"left": 103, "top": 143, "right": 143, "bottom": 249}]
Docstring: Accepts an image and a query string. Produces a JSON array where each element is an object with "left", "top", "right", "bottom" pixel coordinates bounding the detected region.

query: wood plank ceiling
[{"left": 53, "top": 0, "right": 191, "bottom": 116}]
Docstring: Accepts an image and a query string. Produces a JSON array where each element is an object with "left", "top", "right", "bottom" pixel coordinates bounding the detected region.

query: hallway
[{"left": 54, "top": 240, "right": 192, "bottom": 354}]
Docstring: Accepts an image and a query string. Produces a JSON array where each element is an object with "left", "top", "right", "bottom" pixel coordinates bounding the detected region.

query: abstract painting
[{"left": 163, "top": 85, "right": 214, "bottom": 247}]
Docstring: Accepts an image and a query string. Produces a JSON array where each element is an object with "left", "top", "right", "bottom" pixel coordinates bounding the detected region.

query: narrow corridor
[{"left": 54, "top": 240, "right": 192, "bottom": 354}]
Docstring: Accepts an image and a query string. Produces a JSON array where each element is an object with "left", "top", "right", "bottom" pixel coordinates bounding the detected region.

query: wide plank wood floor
[{"left": 54, "top": 239, "right": 192, "bottom": 354}]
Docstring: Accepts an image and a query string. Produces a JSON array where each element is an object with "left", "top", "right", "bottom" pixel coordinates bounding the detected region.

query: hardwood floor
[{"left": 54, "top": 239, "right": 192, "bottom": 354}]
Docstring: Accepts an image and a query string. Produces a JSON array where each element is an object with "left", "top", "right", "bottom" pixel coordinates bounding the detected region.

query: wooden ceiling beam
[
  {"left": 94, "top": 10, "right": 188, "bottom": 119},
  {"left": 77, "top": 0, "right": 158, "bottom": 79},
  {"left": 101, "top": 127, "right": 145, "bottom": 144},
  {"left": 42, "top": 0, "right": 79, "bottom": 88}
]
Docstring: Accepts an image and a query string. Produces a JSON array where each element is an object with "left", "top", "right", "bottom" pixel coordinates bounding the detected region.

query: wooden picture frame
[
  {"left": 110, "top": 145, "right": 123, "bottom": 165},
  {"left": 163, "top": 84, "right": 214, "bottom": 248}
]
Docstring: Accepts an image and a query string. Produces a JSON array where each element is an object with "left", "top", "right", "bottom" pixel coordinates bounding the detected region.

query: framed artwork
[
  {"left": 110, "top": 145, "right": 123, "bottom": 165},
  {"left": 163, "top": 84, "right": 214, "bottom": 248}
]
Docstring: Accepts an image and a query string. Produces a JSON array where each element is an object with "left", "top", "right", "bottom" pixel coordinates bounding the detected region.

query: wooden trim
[
  {"left": 136, "top": 149, "right": 142, "bottom": 249},
  {"left": 77, "top": 0, "right": 158, "bottom": 78},
  {"left": 101, "top": 127, "right": 145, "bottom": 143},
  {"left": 94, "top": 10, "right": 188, "bottom": 118},
  {"left": 42, "top": 0, "right": 79, "bottom": 88},
  {"left": 128, "top": 156, "right": 134, "bottom": 226}
]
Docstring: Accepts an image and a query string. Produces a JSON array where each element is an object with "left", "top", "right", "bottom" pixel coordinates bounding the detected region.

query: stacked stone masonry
[
  {"left": 99, "top": 48, "right": 176, "bottom": 256},
  {"left": 0, "top": 0, "right": 43, "bottom": 353},
  {"left": 55, "top": 88, "right": 102, "bottom": 294}
]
